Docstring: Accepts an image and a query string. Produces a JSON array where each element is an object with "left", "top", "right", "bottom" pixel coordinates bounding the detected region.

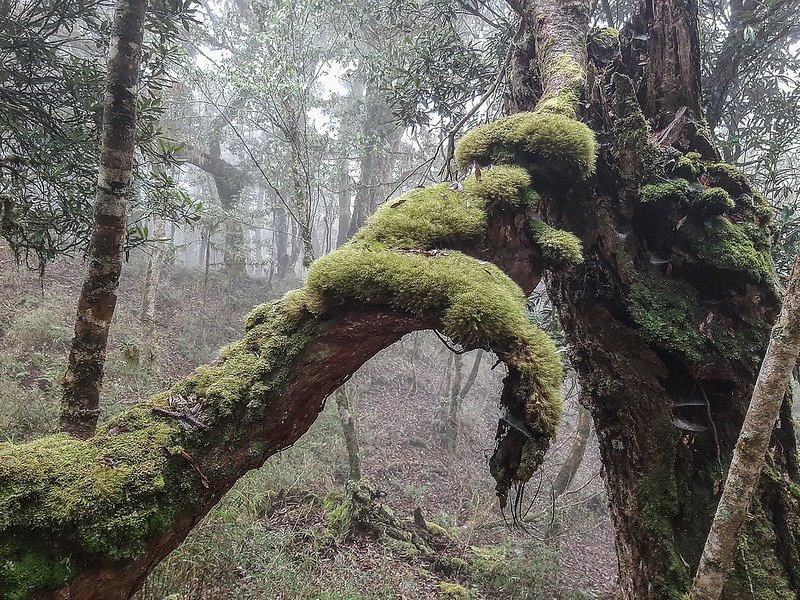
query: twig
[
  {"left": 152, "top": 407, "right": 207, "bottom": 430},
  {"left": 178, "top": 449, "right": 210, "bottom": 489}
]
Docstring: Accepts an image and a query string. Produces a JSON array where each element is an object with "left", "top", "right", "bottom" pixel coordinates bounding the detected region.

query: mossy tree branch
[{"left": 1, "top": 125, "right": 597, "bottom": 599}]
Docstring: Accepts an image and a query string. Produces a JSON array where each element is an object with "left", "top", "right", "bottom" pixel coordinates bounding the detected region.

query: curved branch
[{"left": 0, "top": 127, "right": 600, "bottom": 597}]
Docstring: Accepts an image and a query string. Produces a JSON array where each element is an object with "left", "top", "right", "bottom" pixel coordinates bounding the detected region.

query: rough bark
[
  {"left": 60, "top": 0, "right": 147, "bottom": 439},
  {"left": 504, "top": 0, "right": 800, "bottom": 598},
  {"left": 691, "top": 252, "right": 800, "bottom": 600}
]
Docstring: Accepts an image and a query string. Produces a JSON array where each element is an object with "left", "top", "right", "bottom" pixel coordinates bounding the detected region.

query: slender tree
[
  {"left": 690, "top": 252, "right": 800, "bottom": 600},
  {"left": 60, "top": 0, "right": 148, "bottom": 439}
]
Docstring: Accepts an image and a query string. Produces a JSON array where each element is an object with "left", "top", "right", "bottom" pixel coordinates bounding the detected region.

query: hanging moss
[
  {"left": 627, "top": 279, "right": 703, "bottom": 361},
  {"left": 305, "top": 239, "right": 563, "bottom": 500},
  {"left": 528, "top": 220, "right": 584, "bottom": 268},
  {"left": 454, "top": 112, "right": 597, "bottom": 176}
]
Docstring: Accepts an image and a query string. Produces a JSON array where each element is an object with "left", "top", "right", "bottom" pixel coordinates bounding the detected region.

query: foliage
[{"left": 0, "top": 0, "right": 201, "bottom": 270}]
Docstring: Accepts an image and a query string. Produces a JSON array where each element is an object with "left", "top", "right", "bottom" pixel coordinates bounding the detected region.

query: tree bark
[
  {"left": 60, "top": 0, "right": 147, "bottom": 439},
  {"left": 691, "top": 252, "right": 800, "bottom": 600},
  {"left": 505, "top": 0, "right": 800, "bottom": 597}
]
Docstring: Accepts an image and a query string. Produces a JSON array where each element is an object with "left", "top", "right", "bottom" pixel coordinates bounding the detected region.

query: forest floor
[{"left": 0, "top": 249, "right": 617, "bottom": 599}]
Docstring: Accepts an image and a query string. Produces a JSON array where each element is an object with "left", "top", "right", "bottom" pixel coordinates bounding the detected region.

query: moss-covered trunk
[{"left": 504, "top": 0, "right": 800, "bottom": 597}]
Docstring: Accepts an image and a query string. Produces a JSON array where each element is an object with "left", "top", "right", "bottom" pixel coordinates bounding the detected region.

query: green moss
[
  {"left": 436, "top": 582, "right": 471, "bottom": 598},
  {"left": 670, "top": 152, "right": 704, "bottom": 180},
  {"left": 627, "top": 279, "right": 703, "bottom": 361},
  {"left": 306, "top": 234, "right": 562, "bottom": 500},
  {"left": 635, "top": 472, "right": 690, "bottom": 598},
  {"left": 684, "top": 216, "right": 773, "bottom": 283},
  {"left": 697, "top": 187, "right": 734, "bottom": 215},
  {"left": 0, "top": 550, "right": 74, "bottom": 600},
  {"left": 0, "top": 414, "right": 181, "bottom": 561},
  {"left": 323, "top": 492, "right": 351, "bottom": 536},
  {"left": 639, "top": 179, "right": 691, "bottom": 205},
  {"left": 705, "top": 162, "right": 753, "bottom": 194},
  {"left": 528, "top": 220, "right": 584, "bottom": 268},
  {"left": 462, "top": 165, "right": 533, "bottom": 207},
  {"left": 589, "top": 27, "right": 620, "bottom": 52},
  {"left": 454, "top": 112, "right": 596, "bottom": 176},
  {"left": 355, "top": 184, "right": 487, "bottom": 249},
  {"left": 537, "top": 52, "right": 585, "bottom": 118},
  {"left": 726, "top": 496, "right": 798, "bottom": 600},
  {"left": 425, "top": 521, "right": 449, "bottom": 536},
  {"left": 707, "top": 317, "right": 769, "bottom": 366},
  {"left": 0, "top": 291, "right": 326, "bottom": 595}
]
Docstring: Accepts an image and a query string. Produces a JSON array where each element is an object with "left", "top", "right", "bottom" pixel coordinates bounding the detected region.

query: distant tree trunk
[
  {"left": 447, "top": 353, "right": 463, "bottom": 448},
  {"left": 60, "top": 0, "right": 146, "bottom": 439},
  {"left": 139, "top": 215, "right": 166, "bottom": 366},
  {"left": 253, "top": 186, "right": 265, "bottom": 276},
  {"left": 186, "top": 136, "right": 247, "bottom": 277},
  {"left": 336, "top": 80, "right": 364, "bottom": 248},
  {"left": 691, "top": 252, "right": 800, "bottom": 600},
  {"left": 347, "top": 88, "right": 402, "bottom": 237},
  {"left": 551, "top": 403, "right": 592, "bottom": 500},
  {"left": 335, "top": 385, "right": 362, "bottom": 481},
  {"left": 445, "top": 350, "right": 483, "bottom": 448},
  {"left": 274, "top": 199, "right": 290, "bottom": 279},
  {"left": 278, "top": 107, "right": 316, "bottom": 270}
]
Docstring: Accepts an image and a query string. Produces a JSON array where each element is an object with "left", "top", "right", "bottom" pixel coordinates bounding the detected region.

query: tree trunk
[
  {"left": 336, "top": 80, "right": 364, "bottom": 248},
  {"left": 335, "top": 385, "right": 362, "bottom": 481},
  {"left": 289, "top": 140, "right": 314, "bottom": 268},
  {"left": 139, "top": 216, "right": 166, "bottom": 366},
  {"left": 503, "top": 0, "right": 800, "bottom": 597},
  {"left": 346, "top": 88, "right": 402, "bottom": 237},
  {"left": 447, "top": 353, "right": 463, "bottom": 448},
  {"left": 691, "top": 252, "right": 800, "bottom": 600},
  {"left": 550, "top": 403, "right": 592, "bottom": 500},
  {"left": 274, "top": 199, "right": 290, "bottom": 280},
  {"left": 60, "top": 0, "right": 147, "bottom": 439}
]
